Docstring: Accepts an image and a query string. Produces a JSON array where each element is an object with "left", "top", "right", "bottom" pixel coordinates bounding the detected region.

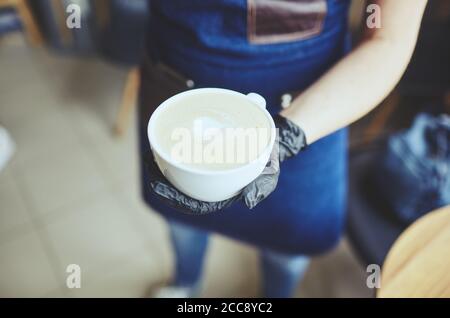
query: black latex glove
[
  {"left": 272, "top": 114, "right": 308, "bottom": 161},
  {"left": 144, "top": 114, "right": 307, "bottom": 215}
]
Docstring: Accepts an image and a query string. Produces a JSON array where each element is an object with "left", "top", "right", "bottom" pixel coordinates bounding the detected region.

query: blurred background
[{"left": 0, "top": 0, "right": 449, "bottom": 297}]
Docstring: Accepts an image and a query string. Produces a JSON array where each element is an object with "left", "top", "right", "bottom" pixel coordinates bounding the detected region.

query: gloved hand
[
  {"left": 144, "top": 114, "right": 307, "bottom": 215},
  {"left": 272, "top": 114, "right": 308, "bottom": 162}
]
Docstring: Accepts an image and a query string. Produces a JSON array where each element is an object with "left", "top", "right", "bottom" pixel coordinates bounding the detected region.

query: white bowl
[{"left": 147, "top": 88, "right": 276, "bottom": 202}]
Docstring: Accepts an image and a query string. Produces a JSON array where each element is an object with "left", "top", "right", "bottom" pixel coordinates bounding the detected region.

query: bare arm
[{"left": 280, "top": 0, "right": 428, "bottom": 144}]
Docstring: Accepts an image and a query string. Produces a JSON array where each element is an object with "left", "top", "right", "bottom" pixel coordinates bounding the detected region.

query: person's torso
[{"left": 147, "top": 0, "right": 351, "bottom": 67}]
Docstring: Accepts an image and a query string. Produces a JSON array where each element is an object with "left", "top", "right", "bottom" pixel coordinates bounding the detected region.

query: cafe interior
[{"left": 0, "top": 0, "right": 449, "bottom": 298}]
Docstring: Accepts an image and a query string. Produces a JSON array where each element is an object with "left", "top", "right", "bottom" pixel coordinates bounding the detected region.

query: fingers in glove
[
  {"left": 151, "top": 180, "right": 239, "bottom": 215},
  {"left": 242, "top": 172, "right": 279, "bottom": 209},
  {"left": 273, "top": 114, "right": 307, "bottom": 162},
  {"left": 242, "top": 145, "right": 281, "bottom": 209}
]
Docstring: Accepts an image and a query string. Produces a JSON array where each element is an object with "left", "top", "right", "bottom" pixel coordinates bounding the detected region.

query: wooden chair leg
[
  {"left": 49, "top": 0, "right": 72, "bottom": 46},
  {"left": 15, "top": 0, "right": 44, "bottom": 46},
  {"left": 114, "top": 67, "right": 140, "bottom": 136},
  {"left": 444, "top": 90, "right": 450, "bottom": 114}
]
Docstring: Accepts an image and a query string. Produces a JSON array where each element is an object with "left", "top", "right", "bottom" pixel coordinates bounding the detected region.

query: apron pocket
[{"left": 139, "top": 59, "right": 195, "bottom": 129}]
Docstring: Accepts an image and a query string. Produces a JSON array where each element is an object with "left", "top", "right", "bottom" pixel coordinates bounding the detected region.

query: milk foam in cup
[{"left": 148, "top": 88, "right": 276, "bottom": 202}]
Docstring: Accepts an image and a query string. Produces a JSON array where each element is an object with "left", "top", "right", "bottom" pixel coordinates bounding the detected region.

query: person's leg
[
  {"left": 260, "top": 249, "right": 310, "bottom": 298},
  {"left": 162, "top": 220, "right": 209, "bottom": 296}
]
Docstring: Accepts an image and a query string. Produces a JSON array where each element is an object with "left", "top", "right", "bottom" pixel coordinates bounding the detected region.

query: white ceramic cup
[{"left": 147, "top": 88, "right": 276, "bottom": 202}]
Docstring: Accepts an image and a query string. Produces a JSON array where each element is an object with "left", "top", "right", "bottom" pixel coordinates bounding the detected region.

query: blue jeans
[{"left": 169, "top": 220, "right": 310, "bottom": 298}]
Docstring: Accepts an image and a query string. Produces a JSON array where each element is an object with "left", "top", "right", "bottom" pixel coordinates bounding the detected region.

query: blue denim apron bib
[{"left": 139, "top": 0, "right": 351, "bottom": 255}]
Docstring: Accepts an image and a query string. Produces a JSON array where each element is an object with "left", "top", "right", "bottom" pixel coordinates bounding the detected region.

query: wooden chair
[
  {"left": 114, "top": 67, "right": 140, "bottom": 136},
  {"left": 48, "top": 0, "right": 72, "bottom": 46},
  {"left": 0, "top": 0, "right": 43, "bottom": 46}
]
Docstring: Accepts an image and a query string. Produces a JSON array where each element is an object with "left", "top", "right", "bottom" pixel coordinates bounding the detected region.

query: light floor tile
[
  {"left": 60, "top": 82, "right": 135, "bottom": 186},
  {"left": 0, "top": 88, "right": 58, "bottom": 124},
  {"left": 0, "top": 229, "right": 59, "bottom": 297},
  {"left": 6, "top": 109, "right": 82, "bottom": 167},
  {"left": 0, "top": 46, "right": 43, "bottom": 88},
  {"left": 42, "top": 287, "right": 69, "bottom": 298},
  {"left": 111, "top": 181, "right": 174, "bottom": 284},
  {"left": 297, "top": 239, "right": 373, "bottom": 298},
  {"left": 16, "top": 142, "right": 107, "bottom": 218},
  {"left": 202, "top": 236, "right": 260, "bottom": 298},
  {"left": 0, "top": 169, "right": 32, "bottom": 238},
  {"left": 112, "top": 180, "right": 168, "bottom": 246},
  {"left": 67, "top": 252, "right": 164, "bottom": 298},
  {"left": 43, "top": 191, "right": 152, "bottom": 283},
  {"left": 0, "top": 48, "right": 59, "bottom": 123},
  {"left": 70, "top": 109, "right": 138, "bottom": 186},
  {"left": 0, "top": 33, "right": 26, "bottom": 47},
  {"left": 34, "top": 54, "right": 126, "bottom": 106}
]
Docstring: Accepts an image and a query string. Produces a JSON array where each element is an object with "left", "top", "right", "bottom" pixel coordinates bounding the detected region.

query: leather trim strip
[{"left": 248, "top": 0, "right": 327, "bottom": 45}]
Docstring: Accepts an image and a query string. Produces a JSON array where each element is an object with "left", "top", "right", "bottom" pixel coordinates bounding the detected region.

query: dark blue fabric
[
  {"left": 373, "top": 113, "right": 450, "bottom": 225},
  {"left": 147, "top": 0, "right": 350, "bottom": 68},
  {"left": 168, "top": 221, "right": 209, "bottom": 288},
  {"left": 346, "top": 146, "right": 406, "bottom": 267},
  {"left": 0, "top": 9, "right": 21, "bottom": 36},
  {"left": 139, "top": 0, "right": 351, "bottom": 255},
  {"left": 100, "top": 0, "right": 149, "bottom": 65}
]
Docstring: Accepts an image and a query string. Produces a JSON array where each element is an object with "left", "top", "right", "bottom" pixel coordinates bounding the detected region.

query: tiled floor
[{"left": 0, "top": 37, "right": 373, "bottom": 298}]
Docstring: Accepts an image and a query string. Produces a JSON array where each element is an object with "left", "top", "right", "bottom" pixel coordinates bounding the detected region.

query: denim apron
[{"left": 139, "top": 0, "right": 351, "bottom": 255}]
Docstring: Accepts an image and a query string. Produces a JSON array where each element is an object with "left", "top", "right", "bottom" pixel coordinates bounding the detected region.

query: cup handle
[{"left": 246, "top": 93, "right": 266, "bottom": 110}]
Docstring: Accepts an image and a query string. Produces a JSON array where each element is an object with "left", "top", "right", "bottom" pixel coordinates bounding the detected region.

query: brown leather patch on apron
[{"left": 248, "top": 0, "right": 327, "bottom": 44}]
